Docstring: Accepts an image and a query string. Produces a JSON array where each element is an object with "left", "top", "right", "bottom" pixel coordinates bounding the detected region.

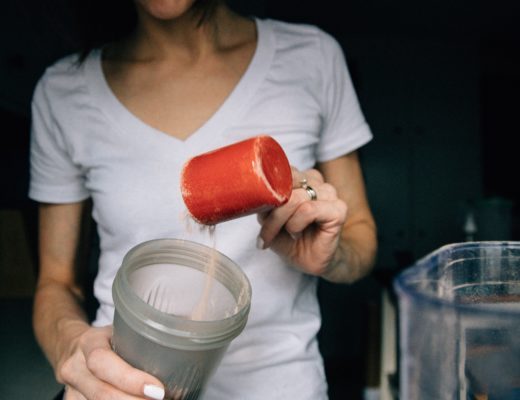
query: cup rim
[
  {"left": 393, "top": 241, "right": 520, "bottom": 318},
  {"left": 113, "top": 238, "right": 252, "bottom": 349}
]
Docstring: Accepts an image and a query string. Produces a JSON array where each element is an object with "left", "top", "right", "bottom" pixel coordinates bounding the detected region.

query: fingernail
[
  {"left": 256, "top": 236, "right": 265, "bottom": 250},
  {"left": 144, "top": 384, "right": 165, "bottom": 400},
  {"left": 289, "top": 232, "right": 301, "bottom": 240}
]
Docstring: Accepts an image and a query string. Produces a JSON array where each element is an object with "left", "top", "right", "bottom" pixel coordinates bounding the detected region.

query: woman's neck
[{"left": 120, "top": 4, "right": 252, "bottom": 62}]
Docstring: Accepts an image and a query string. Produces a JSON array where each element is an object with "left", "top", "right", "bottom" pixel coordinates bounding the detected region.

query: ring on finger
[{"left": 304, "top": 185, "right": 318, "bottom": 201}]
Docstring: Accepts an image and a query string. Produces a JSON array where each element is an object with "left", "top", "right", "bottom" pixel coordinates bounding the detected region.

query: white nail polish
[
  {"left": 256, "top": 236, "right": 265, "bottom": 250},
  {"left": 289, "top": 232, "right": 301, "bottom": 240},
  {"left": 144, "top": 384, "right": 165, "bottom": 400}
]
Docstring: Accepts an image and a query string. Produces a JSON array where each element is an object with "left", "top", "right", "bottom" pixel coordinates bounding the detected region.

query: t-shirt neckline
[{"left": 84, "top": 18, "right": 274, "bottom": 150}]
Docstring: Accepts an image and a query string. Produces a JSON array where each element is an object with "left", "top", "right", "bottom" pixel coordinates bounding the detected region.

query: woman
[{"left": 29, "top": 0, "right": 377, "bottom": 398}]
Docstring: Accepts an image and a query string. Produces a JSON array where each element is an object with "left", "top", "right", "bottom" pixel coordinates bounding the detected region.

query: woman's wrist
[
  {"left": 320, "top": 245, "right": 353, "bottom": 283},
  {"left": 320, "top": 241, "right": 373, "bottom": 284},
  {"left": 53, "top": 318, "right": 90, "bottom": 371}
]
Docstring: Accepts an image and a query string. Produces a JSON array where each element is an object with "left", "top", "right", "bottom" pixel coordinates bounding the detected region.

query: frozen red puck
[{"left": 181, "top": 135, "right": 292, "bottom": 225}]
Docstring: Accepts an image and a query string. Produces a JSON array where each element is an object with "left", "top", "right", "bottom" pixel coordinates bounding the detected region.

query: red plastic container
[{"left": 181, "top": 135, "right": 292, "bottom": 225}]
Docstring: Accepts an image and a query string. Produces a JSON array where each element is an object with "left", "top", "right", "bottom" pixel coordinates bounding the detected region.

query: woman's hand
[
  {"left": 57, "top": 324, "right": 165, "bottom": 400},
  {"left": 257, "top": 166, "right": 348, "bottom": 277},
  {"left": 257, "top": 153, "right": 377, "bottom": 283}
]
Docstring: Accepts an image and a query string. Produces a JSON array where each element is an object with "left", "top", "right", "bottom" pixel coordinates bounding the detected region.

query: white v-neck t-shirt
[{"left": 30, "top": 18, "right": 372, "bottom": 400}]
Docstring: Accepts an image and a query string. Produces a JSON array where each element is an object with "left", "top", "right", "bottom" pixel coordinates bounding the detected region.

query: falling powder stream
[
  {"left": 190, "top": 224, "right": 217, "bottom": 321},
  {"left": 182, "top": 211, "right": 245, "bottom": 321}
]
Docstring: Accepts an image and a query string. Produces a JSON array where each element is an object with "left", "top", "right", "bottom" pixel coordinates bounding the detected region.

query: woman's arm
[
  {"left": 34, "top": 201, "right": 90, "bottom": 370},
  {"left": 34, "top": 202, "right": 165, "bottom": 400},
  {"left": 257, "top": 151, "right": 377, "bottom": 284},
  {"left": 317, "top": 152, "right": 377, "bottom": 283}
]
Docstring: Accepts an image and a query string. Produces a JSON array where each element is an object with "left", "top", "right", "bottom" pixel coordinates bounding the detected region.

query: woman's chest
[
  {"left": 102, "top": 50, "right": 255, "bottom": 141},
  {"left": 112, "top": 73, "right": 242, "bottom": 141}
]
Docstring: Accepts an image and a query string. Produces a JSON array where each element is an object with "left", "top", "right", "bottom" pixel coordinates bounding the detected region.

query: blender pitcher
[{"left": 394, "top": 242, "right": 520, "bottom": 400}]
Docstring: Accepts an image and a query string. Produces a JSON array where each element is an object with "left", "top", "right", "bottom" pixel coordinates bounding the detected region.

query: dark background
[
  {"left": 2, "top": 0, "right": 519, "bottom": 256},
  {"left": 1, "top": 0, "right": 519, "bottom": 399}
]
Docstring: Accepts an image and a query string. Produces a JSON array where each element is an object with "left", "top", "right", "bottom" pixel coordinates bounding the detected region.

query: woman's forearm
[
  {"left": 316, "top": 153, "right": 378, "bottom": 284},
  {"left": 33, "top": 279, "right": 90, "bottom": 371},
  {"left": 34, "top": 201, "right": 90, "bottom": 370}
]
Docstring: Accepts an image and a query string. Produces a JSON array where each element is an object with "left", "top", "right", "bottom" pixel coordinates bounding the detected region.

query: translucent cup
[
  {"left": 112, "top": 239, "right": 252, "bottom": 400},
  {"left": 394, "top": 241, "right": 520, "bottom": 400}
]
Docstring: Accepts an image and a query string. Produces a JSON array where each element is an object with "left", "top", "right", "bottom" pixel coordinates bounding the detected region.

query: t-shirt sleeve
[
  {"left": 28, "top": 76, "right": 89, "bottom": 203},
  {"left": 316, "top": 32, "right": 372, "bottom": 162}
]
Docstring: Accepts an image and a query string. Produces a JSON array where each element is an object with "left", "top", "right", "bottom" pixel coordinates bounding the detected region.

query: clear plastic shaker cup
[
  {"left": 112, "top": 239, "right": 252, "bottom": 400},
  {"left": 394, "top": 241, "right": 520, "bottom": 400}
]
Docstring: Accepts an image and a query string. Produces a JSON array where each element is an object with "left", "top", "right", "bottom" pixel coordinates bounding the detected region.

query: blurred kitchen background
[{"left": 1, "top": 0, "right": 519, "bottom": 399}]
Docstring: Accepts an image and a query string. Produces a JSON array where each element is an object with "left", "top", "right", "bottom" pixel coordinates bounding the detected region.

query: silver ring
[{"left": 305, "top": 185, "right": 318, "bottom": 201}]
